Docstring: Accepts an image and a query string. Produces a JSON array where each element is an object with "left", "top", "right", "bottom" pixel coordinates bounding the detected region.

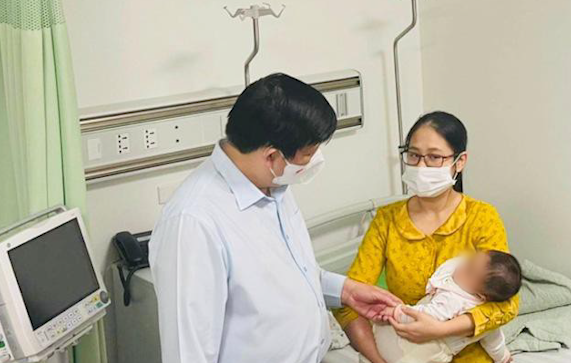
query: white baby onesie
[{"left": 367, "top": 257, "right": 511, "bottom": 363}]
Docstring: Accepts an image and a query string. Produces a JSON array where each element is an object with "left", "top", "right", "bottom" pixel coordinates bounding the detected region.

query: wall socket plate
[
  {"left": 116, "top": 133, "right": 130, "bottom": 154},
  {"left": 144, "top": 128, "right": 158, "bottom": 149}
]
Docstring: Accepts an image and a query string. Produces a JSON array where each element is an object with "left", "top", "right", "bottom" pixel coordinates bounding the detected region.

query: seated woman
[
  {"left": 333, "top": 111, "right": 519, "bottom": 363},
  {"left": 373, "top": 250, "right": 521, "bottom": 363}
]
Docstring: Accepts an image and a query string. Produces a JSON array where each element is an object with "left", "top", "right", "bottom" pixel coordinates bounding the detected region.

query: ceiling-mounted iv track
[
  {"left": 225, "top": 3, "right": 285, "bottom": 87},
  {"left": 393, "top": 0, "right": 418, "bottom": 194}
]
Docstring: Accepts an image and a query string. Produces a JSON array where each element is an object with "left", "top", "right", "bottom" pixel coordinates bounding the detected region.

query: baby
[{"left": 365, "top": 250, "right": 522, "bottom": 363}]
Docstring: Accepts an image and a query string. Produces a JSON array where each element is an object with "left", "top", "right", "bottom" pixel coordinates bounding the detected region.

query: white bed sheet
[
  {"left": 322, "top": 347, "right": 571, "bottom": 363},
  {"left": 322, "top": 346, "right": 359, "bottom": 363}
]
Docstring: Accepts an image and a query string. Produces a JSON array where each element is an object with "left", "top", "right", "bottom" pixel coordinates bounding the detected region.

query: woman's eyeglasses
[{"left": 401, "top": 151, "right": 458, "bottom": 167}]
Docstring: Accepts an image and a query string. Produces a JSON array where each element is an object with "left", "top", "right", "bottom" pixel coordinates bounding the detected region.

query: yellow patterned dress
[{"left": 334, "top": 195, "right": 519, "bottom": 363}]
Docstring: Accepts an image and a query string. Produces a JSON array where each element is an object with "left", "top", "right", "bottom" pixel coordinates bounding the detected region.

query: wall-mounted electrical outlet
[
  {"left": 144, "top": 128, "right": 158, "bottom": 149},
  {"left": 116, "top": 133, "right": 130, "bottom": 154},
  {"left": 173, "top": 124, "right": 181, "bottom": 145}
]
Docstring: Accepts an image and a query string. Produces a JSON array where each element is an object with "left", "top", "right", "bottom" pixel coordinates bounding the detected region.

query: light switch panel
[{"left": 87, "top": 138, "right": 102, "bottom": 161}]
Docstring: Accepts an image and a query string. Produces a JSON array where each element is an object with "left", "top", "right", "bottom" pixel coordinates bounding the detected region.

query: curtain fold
[{"left": 0, "top": 1, "right": 106, "bottom": 362}]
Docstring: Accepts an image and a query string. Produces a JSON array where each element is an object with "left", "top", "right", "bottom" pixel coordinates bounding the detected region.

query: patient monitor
[{"left": 0, "top": 207, "right": 109, "bottom": 362}]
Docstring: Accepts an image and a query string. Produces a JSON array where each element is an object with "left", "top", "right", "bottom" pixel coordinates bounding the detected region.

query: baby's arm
[
  {"left": 480, "top": 330, "right": 511, "bottom": 363},
  {"left": 395, "top": 291, "right": 465, "bottom": 323}
]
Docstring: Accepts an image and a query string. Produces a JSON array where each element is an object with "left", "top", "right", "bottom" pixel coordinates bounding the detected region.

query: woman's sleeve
[
  {"left": 333, "top": 209, "right": 388, "bottom": 329},
  {"left": 468, "top": 205, "right": 520, "bottom": 337}
]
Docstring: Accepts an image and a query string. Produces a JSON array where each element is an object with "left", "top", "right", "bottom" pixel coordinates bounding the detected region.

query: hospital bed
[
  {"left": 112, "top": 195, "right": 570, "bottom": 363},
  {"left": 322, "top": 343, "right": 571, "bottom": 363}
]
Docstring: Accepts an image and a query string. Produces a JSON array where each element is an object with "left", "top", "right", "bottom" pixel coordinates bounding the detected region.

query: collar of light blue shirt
[{"left": 212, "top": 140, "right": 288, "bottom": 211}]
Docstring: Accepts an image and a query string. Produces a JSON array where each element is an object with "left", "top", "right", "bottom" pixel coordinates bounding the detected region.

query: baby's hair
[{"left": 482, "top": 250, "right": 522, "bottom": 302}]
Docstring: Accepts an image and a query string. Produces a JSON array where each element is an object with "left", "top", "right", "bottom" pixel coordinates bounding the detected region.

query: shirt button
[{"left": 321, "top": 339, "right": 325, "bottom": 345}]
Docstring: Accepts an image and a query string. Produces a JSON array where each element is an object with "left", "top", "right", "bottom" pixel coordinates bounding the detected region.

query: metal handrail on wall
[
  {"left": 80, "top": 77, "right": 360, "bottom": 133},
  {"left": 81, "top": 76, "right": 363, "bottom": 181}
]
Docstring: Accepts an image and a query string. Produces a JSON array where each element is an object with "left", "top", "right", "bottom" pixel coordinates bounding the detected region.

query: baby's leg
[
  {"left": 372, "top": 323, "right": 406, "bottom": 363},
  {"left": 398, "top": 337, "right": 454, "bottom": 363},
  {"left": 373, "top": 323, "right": 454, "bottom": 363}
]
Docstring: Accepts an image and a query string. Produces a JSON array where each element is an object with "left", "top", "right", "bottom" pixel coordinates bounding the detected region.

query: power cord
[{"left": 116, "top": 263, "right": 148, "bottom": 306}]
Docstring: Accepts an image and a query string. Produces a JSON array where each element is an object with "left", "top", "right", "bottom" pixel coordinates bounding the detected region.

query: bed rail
[
  {"left": 306, "top": 195, "right": 408, "bottom": 230},
  {"left": 309, "top": 195, "right": 408, "bottom": 274}
]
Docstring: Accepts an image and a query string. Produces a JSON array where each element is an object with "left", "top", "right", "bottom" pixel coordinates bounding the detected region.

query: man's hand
[
  {"left": 341, "top": 279, "right": 402, "bottom": 321},
  {"left": 388, "top": 306, "right": 445, "bottom": 343}
]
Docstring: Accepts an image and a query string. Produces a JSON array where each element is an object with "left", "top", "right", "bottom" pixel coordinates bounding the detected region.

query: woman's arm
[
  {"left": 441, "top": 314, "right": 475, "bottom": 337},
  {"left": 390, "top": 297, "right": 519, "bottom": 343},
  {"left": 389, "top": 307, "right": 474, "bottom": 343},
  {"left": 345, "top": 317, "right": 387, "bottom": 363},
  {"left": 469, "top": 296, "right": 519, "bottom": 336},
  {"left": 470, "top": 204, "right": 520, "bottom": 336}
]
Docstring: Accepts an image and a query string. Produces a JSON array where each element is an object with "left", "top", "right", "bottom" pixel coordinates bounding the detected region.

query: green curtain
[{"left": 0, "top": 1, "right": 107, "bottom": 362}]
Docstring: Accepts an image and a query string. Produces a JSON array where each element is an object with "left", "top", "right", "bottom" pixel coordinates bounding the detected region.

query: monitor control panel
[
  {"left": 35, "top": 290, "right": 109, "bottom": 347},
  {"left": 0, "top": 322, "right": 13, "bottom": 363}
]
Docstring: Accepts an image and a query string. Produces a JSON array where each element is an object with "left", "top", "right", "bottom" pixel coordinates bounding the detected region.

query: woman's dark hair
[
  {"left": 226, "top": 73, "right": 337, "bottom": 158},
  {"left": 404, "top": 111, "right": 468, "bottom": 192}
]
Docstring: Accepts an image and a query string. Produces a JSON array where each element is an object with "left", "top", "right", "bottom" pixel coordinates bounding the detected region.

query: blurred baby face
[{"left": 453, "top": 252, "right": 491, "bottom": 299}]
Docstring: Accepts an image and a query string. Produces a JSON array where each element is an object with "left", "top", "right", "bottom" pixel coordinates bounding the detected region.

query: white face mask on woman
[
  {"left": 402, "top": 154, "right": 464, "bottom": 198},
  {"left": 270, "top": 149, "right": 325, "bottom": 185}
]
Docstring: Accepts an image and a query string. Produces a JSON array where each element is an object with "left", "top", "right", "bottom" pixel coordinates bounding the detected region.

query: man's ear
[
  {"left": 263, "top": 147, "right": 279, "bottom": 158},
  {"left": 262, "top": 147, "right": 279, "bottom": 167}
]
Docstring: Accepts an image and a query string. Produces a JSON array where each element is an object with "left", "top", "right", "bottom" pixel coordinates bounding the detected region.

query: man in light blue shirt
[{"left": 149, "top": 74, "right": 399, "bottom": 363}]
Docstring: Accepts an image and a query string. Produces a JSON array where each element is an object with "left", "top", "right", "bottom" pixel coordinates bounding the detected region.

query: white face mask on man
[
  {"left": 270, "top": 149, "right": 325, "bottom": 186},
  {"left": 402, "top": 154, "right": 464, "bottom": 198}
]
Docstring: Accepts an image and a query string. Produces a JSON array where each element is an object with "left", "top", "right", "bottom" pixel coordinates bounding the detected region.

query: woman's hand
[
  {"left": 388, "top": 306, "right": 446, "bottom": 343},
  {"left": 389, "top": 306, "right": 475, "bottom": 343}
]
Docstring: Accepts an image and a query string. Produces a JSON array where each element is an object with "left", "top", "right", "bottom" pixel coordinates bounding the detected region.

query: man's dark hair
[
  {"left": 482, "top": 250, "right": 523, "bottom": 302},
  {"left": 226, "top": 73, "right": 337, "bottom": 158}
]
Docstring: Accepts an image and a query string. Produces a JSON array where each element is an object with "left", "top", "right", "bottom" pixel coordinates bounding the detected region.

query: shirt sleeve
[
  {"left": 321, "top": 270, "right": 347, "bottom": 308},
  {"left": 400, "top": 291, "right": 467, "bottom": 323},
  {"left": 467, "top": 204, "right": 520, "bottom": 337},
  {"left": 332, "top": 210, "right": 387, "bottom": 328},
  {"left": 480, "top": 330, "right": 510, "bottom": 363},
  {"left": 149, "top": 214, "right": 229, "bottom": 363}
]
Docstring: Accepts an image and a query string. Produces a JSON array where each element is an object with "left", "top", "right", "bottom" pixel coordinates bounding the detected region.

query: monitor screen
[{"left": 8, "top": 219, "right": 99, "bottom": 330}]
